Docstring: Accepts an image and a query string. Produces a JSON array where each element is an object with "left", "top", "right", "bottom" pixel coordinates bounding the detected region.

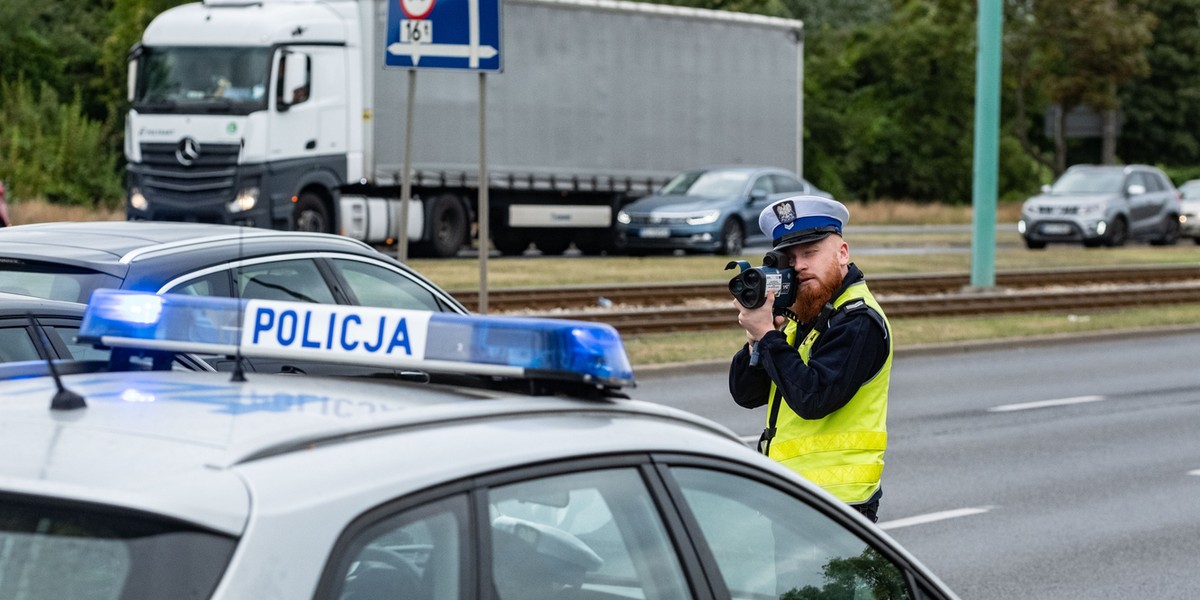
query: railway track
[{"left": 450, "top": 265, "right": 1200, "bottom": 335}]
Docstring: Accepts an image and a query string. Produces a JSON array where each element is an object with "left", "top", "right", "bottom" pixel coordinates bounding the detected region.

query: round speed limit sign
[{"left": 400, "top": 0, "right": 435, "bottom": 19}]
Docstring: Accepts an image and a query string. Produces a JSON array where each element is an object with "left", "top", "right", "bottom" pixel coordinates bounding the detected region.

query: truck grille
[{"left": 137, "top": 142, "right": 241, "bottom": 200}]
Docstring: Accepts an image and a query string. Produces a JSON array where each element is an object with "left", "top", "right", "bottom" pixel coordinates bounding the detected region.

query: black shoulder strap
[{"left": 757, "top": 323, "right": 804, "bottom": 456}]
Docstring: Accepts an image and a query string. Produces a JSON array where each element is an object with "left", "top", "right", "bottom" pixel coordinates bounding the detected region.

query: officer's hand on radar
[{"left": 736, "top": 290, "right": 777, "bottom": 343}]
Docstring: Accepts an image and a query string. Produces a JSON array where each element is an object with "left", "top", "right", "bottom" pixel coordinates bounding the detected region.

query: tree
[
  {"left": 1006, "top": 0, "right": 1155, "bottom": 173},
  {"left": 1118, "top": 0, "right": 1200, "bottom": 168}
]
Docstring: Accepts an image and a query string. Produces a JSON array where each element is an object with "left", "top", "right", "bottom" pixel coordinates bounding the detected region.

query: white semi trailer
[{"left": 125, "top": 0, "right": 804, "bottom": 256}]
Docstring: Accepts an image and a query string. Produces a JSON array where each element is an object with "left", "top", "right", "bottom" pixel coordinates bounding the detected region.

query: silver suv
[{"left": 1019, "top": 164, "right": 1181, "bottom": 248}]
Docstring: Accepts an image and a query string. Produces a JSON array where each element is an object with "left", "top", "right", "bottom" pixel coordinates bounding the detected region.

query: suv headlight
[
  {"left": 686, "top": 210, "right": 720, "bottom": 225},
  {"left": 1079, "top": 203, "right": 1104, "bottom": 215},
  {"left": 616, "top": 210, "right": 631, "bottom": 224}
]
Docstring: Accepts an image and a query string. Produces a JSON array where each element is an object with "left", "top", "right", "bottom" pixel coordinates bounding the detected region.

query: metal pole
[
  {"left": 795, "top": 28, "right": 805, "bottom": 178},
  {"left": 970, "top": 0, "right": 1002, "bottom": 289},
  {"left": 397, "top": 69, "right": 417, "bottom": 263},
  {"left": 478, "top": 72, "right": 489, "bottom": 314}
]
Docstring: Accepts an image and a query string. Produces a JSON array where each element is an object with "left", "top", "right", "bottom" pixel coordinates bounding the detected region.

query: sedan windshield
[
  {"left": 660, "top": 169, "right": 751, "bottom": 197},
  {"left": 1051, "top": 169, "right": 1125, "bottom": 194},
  {"left": 134, "top": 46, "right": 271, "bottom": 114}
]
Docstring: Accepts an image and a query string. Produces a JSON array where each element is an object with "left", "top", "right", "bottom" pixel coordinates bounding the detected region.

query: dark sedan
[{"left": 0, "top": 221, "right": 467, "bottom": 375}]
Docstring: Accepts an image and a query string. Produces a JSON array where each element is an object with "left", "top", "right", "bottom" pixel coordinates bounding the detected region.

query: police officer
[{"left": 729, "top": 195, "right": 892, "bottom": 522}]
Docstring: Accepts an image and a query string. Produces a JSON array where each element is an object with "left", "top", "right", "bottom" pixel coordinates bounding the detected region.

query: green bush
[{"left": 0, "top": 78, "right": 123, "bottom": 208}]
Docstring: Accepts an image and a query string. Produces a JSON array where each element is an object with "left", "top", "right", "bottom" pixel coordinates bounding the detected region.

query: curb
[{"left": 633, "top": 324, "right": 1200, "bottom": 377}]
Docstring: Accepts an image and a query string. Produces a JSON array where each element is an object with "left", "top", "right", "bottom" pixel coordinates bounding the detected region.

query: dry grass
[
  {"left": 7, "top": 199, "right": 124, "bottom": 225},
  {"left": 846, "top": 199, "right": 1024, "bottom": 225}
]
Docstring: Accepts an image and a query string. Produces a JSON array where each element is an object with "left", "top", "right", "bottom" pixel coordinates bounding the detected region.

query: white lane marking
[
  {"left": 1188, "top": 469, "right": 1200, "bottom": 477},
  {"left": 988, "top": 395, "right": 1105, "bottom": 412},
  {"left": 878, "top": 506, "right": 993, "bottom": 531}
]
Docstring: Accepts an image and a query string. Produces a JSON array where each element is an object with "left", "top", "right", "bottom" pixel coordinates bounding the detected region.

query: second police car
[{"left": 0, "top": 292, "right": 959, "bottom": 600}]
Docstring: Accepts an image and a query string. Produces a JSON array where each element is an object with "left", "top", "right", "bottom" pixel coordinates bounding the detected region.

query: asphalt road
[{"left": 634, "top": 332, "right": 1200, "bottom": 599}]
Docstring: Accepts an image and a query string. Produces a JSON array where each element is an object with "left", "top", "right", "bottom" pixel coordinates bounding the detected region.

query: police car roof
[{"left": 0, "top": 369, "right": 742, "bottom": 535}]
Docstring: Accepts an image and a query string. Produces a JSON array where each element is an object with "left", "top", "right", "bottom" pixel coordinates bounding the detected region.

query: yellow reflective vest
[{"left": 766, "top": 282, "right": 892, "bottom": 504}]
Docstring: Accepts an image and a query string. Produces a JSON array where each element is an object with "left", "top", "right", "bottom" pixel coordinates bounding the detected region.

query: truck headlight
[
  {"left": 616, "top": 210, "right": 631, "bottom": 224},
  {"left": 129, "top": 187, "right": 148, "bottom": 211},
  {"left": 227, "top": 187, "right": 259, "bottom": 213},
  {"left": 686, "top": 210, "right": 720, "bottom": 225}
]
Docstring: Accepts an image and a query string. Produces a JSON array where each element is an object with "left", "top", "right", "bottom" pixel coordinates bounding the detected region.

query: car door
[
  {"left": 315, "top": 454, "right": 955, "bottom": 600},
  {"left": 1124, "top": 171, "right": 1159, "bottom": 233}
]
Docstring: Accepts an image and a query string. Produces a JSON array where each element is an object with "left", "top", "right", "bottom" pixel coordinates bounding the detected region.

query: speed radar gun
[{"left": 726, "top": 250, "right": 797, "bottom": 366}]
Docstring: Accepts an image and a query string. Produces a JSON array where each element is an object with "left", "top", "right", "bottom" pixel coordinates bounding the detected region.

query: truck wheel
[
  {"left": 294, "top": 192, "right": 332, "bottom": 233},
  {"left": 492, "top": 230, "right": 531, "bottom": 256},
  {"left": 535, "top": 235, "right": 571, "bottom": 256},
  {"left": 417, "top": 194, "right": 468, "bottom": 258}
]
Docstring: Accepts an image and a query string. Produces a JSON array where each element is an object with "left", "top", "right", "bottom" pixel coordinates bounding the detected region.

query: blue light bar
[{"left": 80, "top": 290, "right": 635, "bottom": 387}]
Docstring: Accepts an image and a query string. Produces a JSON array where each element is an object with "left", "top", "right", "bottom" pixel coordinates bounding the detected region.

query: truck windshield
[
  {"left": 660, "top": 169, "right": 751, "bottom": 197},
  {"left": 134, "top": 46, "right": 271, "bottom": 114}
]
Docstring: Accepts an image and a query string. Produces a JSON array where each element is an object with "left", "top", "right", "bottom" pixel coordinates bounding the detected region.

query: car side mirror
[
  {"left": 1126, "top": 184, "right": 1146, "bottom": 196},
  {"left": 749, "top": 189, "right": 768, "bottom": 202}
]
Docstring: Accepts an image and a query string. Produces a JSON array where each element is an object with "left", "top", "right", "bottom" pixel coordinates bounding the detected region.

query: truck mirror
[
  {"left": 126, "top": 43, "right": 143, "bottom": 103},
  {"left": 277, "top": 51, "right": 312, "bottom": 110}
]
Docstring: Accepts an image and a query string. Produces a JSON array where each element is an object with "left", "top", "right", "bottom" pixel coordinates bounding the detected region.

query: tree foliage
[{"left": 4, "top": 0, "right": 1200, "bottom": 208}]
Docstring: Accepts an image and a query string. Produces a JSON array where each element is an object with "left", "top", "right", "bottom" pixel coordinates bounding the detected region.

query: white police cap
[{"left": 758, "top": 195, "right": 850, "bottom": 250}]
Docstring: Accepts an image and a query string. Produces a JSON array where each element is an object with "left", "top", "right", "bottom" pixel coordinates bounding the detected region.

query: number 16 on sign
[{"left": 401, "top": 20, "right": 433, "bottom": 44}]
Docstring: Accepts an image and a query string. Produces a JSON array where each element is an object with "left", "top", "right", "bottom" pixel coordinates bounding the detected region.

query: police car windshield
[{"left": 0, "top": 494, "right": 235, "bottom": 599}]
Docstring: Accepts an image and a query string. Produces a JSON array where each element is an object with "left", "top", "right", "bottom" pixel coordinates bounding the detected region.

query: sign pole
[
  {"left": 397, "top": 69, "right": 417, "bottom": 263},
  {"left": 970, "top": 0, "right": 1001, "bottom": 289},
  {"left": 478, "top": 72, "right": 489, "bottom": 313}
]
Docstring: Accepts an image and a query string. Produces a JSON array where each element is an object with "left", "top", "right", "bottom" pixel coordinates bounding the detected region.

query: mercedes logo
[{"left": 175, "top": 137, "right": 201, "bottom": 166}]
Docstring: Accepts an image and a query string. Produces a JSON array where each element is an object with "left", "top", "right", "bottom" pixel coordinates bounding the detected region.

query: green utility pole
[{"left": 971, "top": 0, "right": 1002, "bottom": 288}]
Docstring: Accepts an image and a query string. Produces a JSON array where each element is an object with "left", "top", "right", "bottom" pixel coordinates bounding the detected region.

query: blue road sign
[{"left": 385, "top": 0, "right": 502, "bottom": 71}]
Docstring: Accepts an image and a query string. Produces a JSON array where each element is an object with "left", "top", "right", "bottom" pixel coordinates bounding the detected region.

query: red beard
[{"left": 791, "top": 266, "right": 843, "bottom": 323}]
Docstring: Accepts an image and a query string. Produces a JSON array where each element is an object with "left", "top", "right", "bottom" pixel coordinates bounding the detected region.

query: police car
[{"left": 0, "top": 292, "right": 959, "bottom": 600}]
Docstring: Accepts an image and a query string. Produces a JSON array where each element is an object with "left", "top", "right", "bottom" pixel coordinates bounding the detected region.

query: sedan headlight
[
  {"left": 686, "top": 210, "right": 720, "bottom": 225},
  {"left": 616, "top": 210, "right": 631, "bottom": 224}
]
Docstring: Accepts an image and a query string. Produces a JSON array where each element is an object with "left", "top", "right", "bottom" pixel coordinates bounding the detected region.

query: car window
[
  {"left": 770, "top": 174, "right": 805, "bottom": 194},
  {"left": 751, "top": 176, "right": 774, "bottom": 195},
  {"left": 660, "top": 170, "right": 752, "bottom": 197},
  {"left": 0, "top": 327, "right": 41, "bottom": 362},
  {"left": 1051, "top": 169, "right": 1123, "bottom": 194},
  {"left": 330, "top": 258, "right": 444, "bottom": 312},
  {"left": 0, "top": 494, "right": 236, "bottom": 600},
  {"left": 1127, "top": 172, "right": 1150, "bottom": 193},
  {"left": 166, "top": 271, "right": 231, "bottom": 297},
  {"left": 330, "top": 495, "right": 468, "bottom": 600},
  {"left": 0, "top": 263, "right": 118, "bottom": 303},
  {"left": 1141, "top": 171, "right": 1164, "bottom": 192},
  {"left": 54, "top": 324, "right": 111, "bottom": 361},
  {"left": 489, "top": 468, "right": 691, "bottom": 600},
  {"left": 236, "top": 259, "right": 335, "bottom": 303},
  {"left": 670, "top": 467, "right": 914, "bottom": 600}
]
